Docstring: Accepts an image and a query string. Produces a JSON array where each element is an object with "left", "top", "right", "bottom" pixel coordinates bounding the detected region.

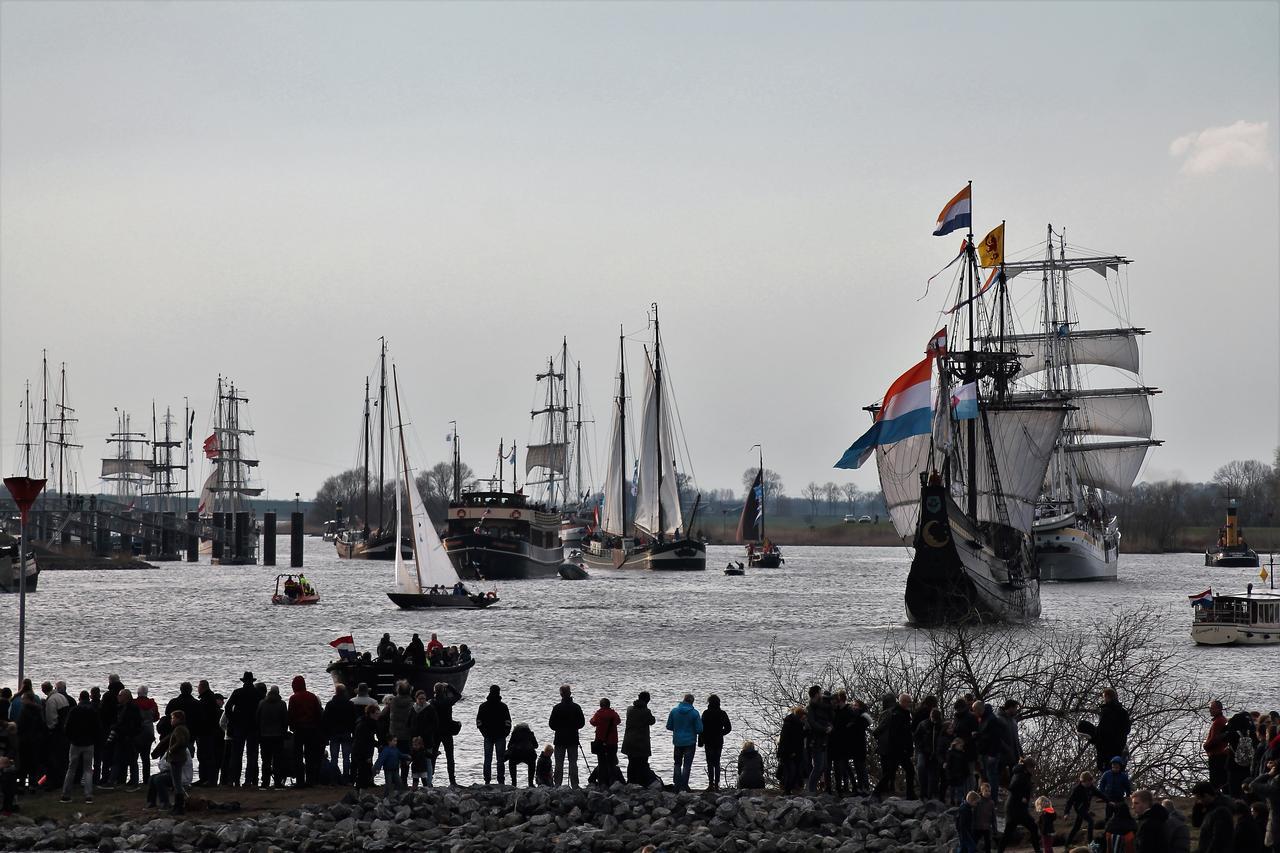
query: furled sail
[
  {"left": 1065, "top": 440, "right": 1157, "bottom": 494},
  {"left": 876, "top": 431, "right": 933, "bottom": 542},
  {"left": 525, "top": 442, "right": 569, "bottom": 475},
  {"left": 633, "top": 359, "right": 684, "bottom": 537},
  {"left": 598, "top": 395, "right": 628, "bottom": 536},
  {"left": 954, "top": 405, "right": 1067, "bottom": 534},
  {"left": 100, "top": 458, "right": 152, "bottom": 479}
]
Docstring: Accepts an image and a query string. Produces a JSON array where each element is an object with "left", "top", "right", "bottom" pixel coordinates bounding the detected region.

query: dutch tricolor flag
[
  {"left": 1188, "top": 589, "right": 1213, "bottom": 607},
  {"left": 329, "top": 635, "right": 358, "bottom": 659},
  {"left": 933, "top": 184, "right": 972, "bottom": 237},
  {"left": 834, "top": 355, "right": 933, "bottom": 470}
]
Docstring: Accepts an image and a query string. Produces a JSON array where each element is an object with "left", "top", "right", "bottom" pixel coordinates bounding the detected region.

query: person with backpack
[{"left": 587, "top": 698, "right": 623, "bottom": 787}]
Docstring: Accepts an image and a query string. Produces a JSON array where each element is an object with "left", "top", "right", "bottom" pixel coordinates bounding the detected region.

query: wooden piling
[
  {"left": 263, "top": 512, "right": 277, "bottom": 566},
  {"left": 290, "top": 512, "right": 304, "bottom": 568}
]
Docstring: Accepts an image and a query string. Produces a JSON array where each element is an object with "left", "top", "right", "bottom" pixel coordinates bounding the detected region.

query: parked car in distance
[{"left": 856, "top": 515, "right": 873, "bottom": 523}]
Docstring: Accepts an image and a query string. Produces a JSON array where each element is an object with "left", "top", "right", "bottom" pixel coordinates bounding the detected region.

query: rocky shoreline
[{"left": 0, "top": 786, "right": 961, "bottom": 852}]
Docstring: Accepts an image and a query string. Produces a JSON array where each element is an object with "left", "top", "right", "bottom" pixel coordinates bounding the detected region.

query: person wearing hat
[
  {"left": 622, "top": 691, "right": 656, "bottom": 786},
  {"left": 223, "top": 672, "right": 261, "bottom": 787},
  {"left": 475, "top": 685, "right": 511, "bottom": 785}
]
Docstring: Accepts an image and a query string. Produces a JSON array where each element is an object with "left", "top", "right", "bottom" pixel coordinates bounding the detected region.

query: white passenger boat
[{"left": 1191, "top": 586, "right": 1280, "bottom": 646}]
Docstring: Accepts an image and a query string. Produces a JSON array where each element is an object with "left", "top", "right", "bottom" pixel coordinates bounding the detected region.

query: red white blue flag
[
  {"left": 1188, "top": 589, "right": 1213, "bottom": 607},
  {"left": 834, "top": 355, "right": 933, "bottom": 470},
  {"left": 933, "top": 184, "right": 972, "bottom": 236},
  {"left": 329, "top": 635, "right": 358, "bottom": 659}
]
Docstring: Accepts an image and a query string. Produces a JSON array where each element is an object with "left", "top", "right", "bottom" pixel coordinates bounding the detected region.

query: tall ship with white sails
[
  {"left": 582, "top": 305, "right": 705, "bottom": 571},
  {"left": 842, "top": 188, "right": 1065, "bottom": 624},
  {"left": 1001, "top": 227, "right": 1161, "bottom": 581}
]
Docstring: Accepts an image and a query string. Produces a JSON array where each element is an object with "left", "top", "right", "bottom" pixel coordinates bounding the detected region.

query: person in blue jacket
[{"left": 666, "top": 693, "right": 703, "bottom": 793}]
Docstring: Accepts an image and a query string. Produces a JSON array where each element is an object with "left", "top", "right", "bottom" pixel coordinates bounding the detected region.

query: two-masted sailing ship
[
  {"left": 738, "top": 446, "right": 782, "bottom": 567},
  {"left": 581, "top": 305, "right": 706, "bottom": 571},
  {"left": 839, "top": 187, "right": 1065, "bottom": 624},
  {"left": 524, "top": 339, "right": 595, "bottom": 547},
  {"left": 1000, "top": 228, "right": 1161, "bottom": 581},
  {"left": 335, "top": 341, "right": 411, "bottom": 561}
]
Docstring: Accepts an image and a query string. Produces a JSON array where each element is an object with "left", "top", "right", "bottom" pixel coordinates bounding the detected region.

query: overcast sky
[{"left": 2, "top": 1, "right": 1277, "bottom": 502}]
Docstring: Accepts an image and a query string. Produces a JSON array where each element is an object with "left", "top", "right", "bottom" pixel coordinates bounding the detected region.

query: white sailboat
[
  {"left": 386, "top": 365, "right": 497, "bottom": 610},
  {"left": 1001, "top": 227, "right": 1161, "bottom": 581}
]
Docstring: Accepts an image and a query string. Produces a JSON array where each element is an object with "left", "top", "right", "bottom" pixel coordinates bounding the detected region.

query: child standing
[
  {"left": 372, "top": 736, "right": 405, "bottom": 797},
  {"left": 973, "top": 782, "right": 996, "bottom": 853},
  {"left": 535, "top": 744, "right": 554, "bottom": 787},
  {"left": 1064, "top": 771, "right": 1103, "bottom": 844},
  {"left": 945, "top": 738, "right": 971, "bottom": 805},
  {"left": 409, "top": 736, "right": 433, "bottom": 788},
  {"left": 955, "top": 790, "right": 979, "bottom": 853},
  {"left": 1097, "top": 757, "right": 1132, "bottom": 824},
  {"left": 1035, "top": 795, "right": 1056, "bottom": 853}
]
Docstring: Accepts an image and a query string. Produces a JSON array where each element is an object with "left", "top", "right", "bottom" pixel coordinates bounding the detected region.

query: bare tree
[
  {"left": 823, "top": 482, "right": 841, "bottom": 514},
  {"left": 741, "top": 467, "right": 785, "bottom": 502},
  {"left": 744, "top": 606, "right": 1211, "bottom": 795},
  {"left": 801, "top": 482, "right": 822, "bottom": 518},
  {"left": 416, "top": 460, "right": 475, "bottom": 519},
  {"left": 309, "top": 468, "right": 367, "bottom": 525},
  {"left": 841, "top": 482, "right": 861, "bottom": 513}
]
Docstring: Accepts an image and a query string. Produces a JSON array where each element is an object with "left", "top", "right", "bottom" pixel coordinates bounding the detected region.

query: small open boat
[
  {"left": 386, "top": 365, "right": 500, "bottom": 610},
  {"left": 724, "top": 562, "right": 745, "bottom": 576},
  {"left": 271, "top": 573, "right": 319, "bottom": 605}
]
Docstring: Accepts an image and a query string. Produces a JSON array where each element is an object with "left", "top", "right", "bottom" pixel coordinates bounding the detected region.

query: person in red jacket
[
  {"left": 288, "top": 676, "right": 324, "bottom": 787},
  {"left": 1204, "top": 700, "right": 1230, "bottom": 792},
  {"left": 588, "top": 698, "right": 623, "bottom": 787}
]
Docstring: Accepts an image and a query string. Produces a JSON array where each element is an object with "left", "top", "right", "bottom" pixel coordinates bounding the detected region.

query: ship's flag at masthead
[{"left": 933, "top": 184, "right": 972, "bottom": 236}]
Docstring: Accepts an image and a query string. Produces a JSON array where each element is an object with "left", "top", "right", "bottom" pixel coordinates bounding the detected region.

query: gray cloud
[{"left": 1169, "top": 120, "right": 1271, "bottom": 175}]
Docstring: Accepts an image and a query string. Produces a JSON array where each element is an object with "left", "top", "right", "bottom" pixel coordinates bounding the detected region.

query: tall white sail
[
  {"left": 391, "top": 439, "right": 419, "bottom": 594},
  {"left": 599, "top": 394, "right": 628, "bottom": 536},
  {"left": 405, "top": 466, "right": 461, "bottom": 588},
  {"left": 1065, "top": 440, "right": 1156, "bottom": 495},
  {"left": 1009, "top": 329, "right": 1143, "bottom": 377},
  {"left": 954, "top": 405, "right": 1067, "bottom": 534},
  {"left": 876, "top": 431, "right": 933, "bottom": 542},
  {"left": 633, "top": 358, "right": 683, "bottom": 537}
]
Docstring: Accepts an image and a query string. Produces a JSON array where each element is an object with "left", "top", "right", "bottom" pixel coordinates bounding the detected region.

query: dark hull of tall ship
[
  {"left": 334, "top": 531, "right": 412, "bottom": 560},
  {"left": 579, "top": 537, "right": 706, "bottom": 571},
  {"left": 1205, "top": 547, "right": 1260, "bottom": 568},
  {"left": 443, "top": 532, "right": 564, "bottom": 580},
  {"left": 904, "top": 483, "right": 1041, "bottom": 626},
  {"left": 327, "top": 658, "right": 473, "bottom": 700}
]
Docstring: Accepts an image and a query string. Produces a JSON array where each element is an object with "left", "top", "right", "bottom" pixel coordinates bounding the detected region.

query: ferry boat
[{"left": 1191, "top": 586, "right": 1280, "bottom": 646}]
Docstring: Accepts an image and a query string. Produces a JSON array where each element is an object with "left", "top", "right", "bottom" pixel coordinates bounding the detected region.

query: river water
[{"left": 2, "top": 540, "right": 1274, "bottom": 786}]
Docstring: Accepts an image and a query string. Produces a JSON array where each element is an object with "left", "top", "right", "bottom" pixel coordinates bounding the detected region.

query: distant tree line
[{"left": 309, "top": 461, "right": 476, "bottom": 528}]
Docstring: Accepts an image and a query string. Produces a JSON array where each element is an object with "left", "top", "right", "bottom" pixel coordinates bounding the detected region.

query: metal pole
[{"left": 17, "top": 515, "right": 27, "bottom": 689}]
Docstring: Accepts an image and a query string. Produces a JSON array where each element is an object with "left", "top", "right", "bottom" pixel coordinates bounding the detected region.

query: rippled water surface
[{"left": 2, "top": 540, "right": 1274, "bottom": 785}]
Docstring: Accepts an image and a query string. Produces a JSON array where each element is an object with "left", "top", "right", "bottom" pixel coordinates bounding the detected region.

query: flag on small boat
[
  {"left": 834, "top": 355, "right": 933, "bottom": 470},
  {"left": 329, "top": 635, "right": 358, "bottom": 659},
  {"left": 933, "top": 184, "right": 972, "bottom": 236},
  {"left": 1188, "top": 589, "right": 1213, "bottom": 607},
  {"left": 950, "top": 382, "right": 978, "bottom": 420}
]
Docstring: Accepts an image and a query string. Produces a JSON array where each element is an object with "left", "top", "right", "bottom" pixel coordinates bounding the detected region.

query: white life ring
[
  {"left": 510, "top": 510, "right": 522, "bottom": 519},
  {"left": 456, "top": 509, "right": 466, "bottom": 518}
]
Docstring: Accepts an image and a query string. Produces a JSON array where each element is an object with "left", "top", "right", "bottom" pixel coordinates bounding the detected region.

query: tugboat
[
  {"left": 271, "top": 573, "right": 319, "bottom": 605},
  {"left": 1205, "top": 498, "right": 1260, "bottom": 567}
]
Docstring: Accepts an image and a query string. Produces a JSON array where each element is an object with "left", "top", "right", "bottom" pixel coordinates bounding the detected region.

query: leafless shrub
[{"left": 744, "top": 605, "right": 1212, "bottom": 795}]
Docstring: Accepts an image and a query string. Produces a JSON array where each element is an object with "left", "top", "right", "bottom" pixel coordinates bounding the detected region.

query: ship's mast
[
  {"left": 964, "top": 206, "right": 978, "bottom": 522},
  {"left": 39, "top": 351, "right": 48, "bottom": 480},
  {"left": 574, "top": 361, "right": 583, "bottom": 506},
  {"left": 618, "top": 328, "right": 627, "bottom": 536},
  {"left": 377, "top": 338, "right": 387, "bottom": 531},
  {"left": 391, "top": 364, "right": 425, "bottom": 591},
  {"left": 561, "top": 338, "right": 571, "bottom": 507},
  {"left": 450, "top": 421, "right": 461, "bottom": 502},
  {"left": 362, "top": 377, "right": 371, "bottom": 532},
  {"left": 20, "top": 381, "right": 33, "bottom": 477},
  {"left": 758, "top": 445, "right": 766, "bottom": 543},
  {"left": 497, "top": 438, "right": 504, "bottom": 494},
  {"left": 653, "top": 303, "right": 664, "bottom": 537}
]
